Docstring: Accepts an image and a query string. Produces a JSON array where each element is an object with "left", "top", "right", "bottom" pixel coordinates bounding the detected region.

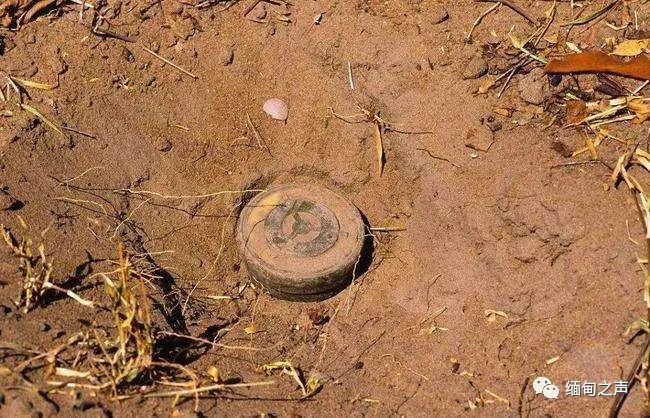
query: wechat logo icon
[{"left": 533, "top": 376, "right": 559, "bottom": 400}]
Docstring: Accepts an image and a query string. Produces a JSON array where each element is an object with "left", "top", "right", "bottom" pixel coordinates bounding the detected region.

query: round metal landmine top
[{"left": 236, "top": 183, "right": 365, "bottom": 301}]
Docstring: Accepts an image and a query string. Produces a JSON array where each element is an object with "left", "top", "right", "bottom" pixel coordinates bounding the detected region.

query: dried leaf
[
  {"left": 545, "top": 51, "right": 650, "bottom": 80},
  {"left": 624, "top": 318, "right": 649, "bottom": 337},
  {"left": 508, "top": 30, "right": 526, "bottom": 50},
  {"left": 582, "top": 131, "right": 598, "bottom": 160},
  {"left": 628, "top": 99, "right": 650, "bottom": 124},
  {"left": 611, "top": 39, "right": 650, "bottom": 57},
  {"left": 261, "top": 361, "right": 307, "bottom": 395},
  {"left": 305, "top": 374, "right": 323, "bottom": 397},
  {"left": 566, "top": 99, "right": 587, "bottom": 124},
  {"left": 544, "top": 33, "right": 559, "bottom": 45},
  {"left": 244, "top": 324, "right": 261, "bottom": 335},
  {"left": 566, "top": 42, "right": 582, "bottom": 53},
  {"left": 484, "top": 309, "right": 508, "bottom": 323},
  {"left": 478, "top": 76, "right": 496, "bottom": 94},
  {"left": 493, "top": 107, "right": 513, "bottom": 117},
  {"left": 207, "top": 365, "right": 221, "bottom": 383}
]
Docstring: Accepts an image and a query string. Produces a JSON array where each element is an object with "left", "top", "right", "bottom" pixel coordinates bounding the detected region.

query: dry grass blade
[
  {"left": 97, "top": 243, "right": 153, "bottom": 391},
  {"left": 467, "top": 2, "right": 501, "bottom": 43},
  {"left": 261, "top": 361, "right": 322, "bottom": 398},
  {"left": 561, "top": 0, "right": 619, "bottom": 26},
  {"left": 372, "top": 120, "right": 385, "bottom": 176},
  {"left": 1, "top": 223, "right": 96, "bottom": 312},
  {"left": 1, "top": 223, "right": 53, "bottom": 313},
  {"left": 20, "top": 103, "right": 64, "bottom": 136},
  {"left": 9, "top": 76, "right": 54, "bottom": 90},
  {"left": 141, "top": 46, "right": 198, "bottom": 79},
  {"left": 144, "top": 381, "right": 276, "bottom": 398},
  {"left": 475, "top": 0, "right": 538, "bottom": 26}
]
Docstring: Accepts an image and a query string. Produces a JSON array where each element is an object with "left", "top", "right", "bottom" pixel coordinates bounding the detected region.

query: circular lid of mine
[{"left": 236, "top": 183, "right": 365, "bottom": 301}]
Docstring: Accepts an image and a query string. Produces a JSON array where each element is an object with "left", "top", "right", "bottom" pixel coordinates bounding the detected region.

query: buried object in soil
[{"left": 236, "top": 183, "right": 365, "bottom": 301}]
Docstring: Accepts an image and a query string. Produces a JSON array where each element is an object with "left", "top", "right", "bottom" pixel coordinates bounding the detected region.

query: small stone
[
  {"left": 25, "top": 34, "right": 36, "bottom": 44},
  {"left": 518, "top": 68, "right": 547, "bottom": 105},
  {"left": 145, "top": 75, "right": 156, "bottom": 87},
  {"left": 482, "top": 114, "right": 502, "bottom": 132},
  {"left": 157, "top": 138, "right": 172, "bottom": 152},
  {"left": 121, "top": 47, "right": 134, "bottom": 62},
  {"left": 465, "top": 125, "right": 494, "bottom": 152},
  {"left": 256, "top": 6, "right": 267, "bottom": 20},
  {"left": 461, "top": 56, "right": 488, "bottom": 80},
  {"left": 39, "top": 323, "right": 50, "bottom": 332},
  {"left": 548, "top": 74, "right": 562, "bottom": 87},
  {"left": 430, "top": 5, "right": 449, "bottom": 24},
  {"left": 219, "top": 46, "right": 234, "bottom": 66},
  {"left": 267, "top": 25, "right": 276, "bottom": 36}
]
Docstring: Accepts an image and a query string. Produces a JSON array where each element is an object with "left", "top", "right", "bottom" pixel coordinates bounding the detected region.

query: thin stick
[
  {"left": 92, "top": 27, "right": 136, "bottom": 43},
  {"left": 369, "top": 226, "right": 406, "bottom": 232},
  {"left": 141, "top": 46, "right": 198, "bottom": 79},
  {"left": 116, "top": 188, "right": 264, "bottom": 200},
  {"left": 158, "top": 331, "right": 264, "bottom": 351},
  {"left": 347, "top": 61, "right": 355, "bottom": 90},
  {"left": 61, "top": 125, "right": 97, "bottom": 139},
  {"left": 246, "top": 113, "right": 272, "bottom": 156},
  {"left": 182, "top": 203, "right": 238, "bottom": 314},
  {"left": 69, "top": 0, "right": 94, "bottom": 8},
  {"left": 42, "top": 282, "right": 95, "bottom": 308},
  {"left": 550, "top": 160, "right": 604, "bottom": 169},
  {"left": 476, "top": 0, "right": 538, "bottom": 26},
  {"left": 57, "top": 166, "right": 104, "bottom": 186},
  {"left": 633, "top": 80, "right": 649, "bottom": 95},
  {"left": 144, "top": 381, "right": 276, "bottom": 398},
  {"left": 242, "top": 0, "right": 263, "bottom": 16},
  {"left": 467, "top": 2, "right": 501, "bottom": 42},
  {"left": 417, "top": 148, "right": 459, "bottom": 167},
  {"left": 608, "top": 301, "right": 650, "bottom": 417}
]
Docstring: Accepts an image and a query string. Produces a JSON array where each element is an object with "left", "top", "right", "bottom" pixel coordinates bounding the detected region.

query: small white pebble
[{"left": 263, "top": 98, "right": 289, "bottom": 121}]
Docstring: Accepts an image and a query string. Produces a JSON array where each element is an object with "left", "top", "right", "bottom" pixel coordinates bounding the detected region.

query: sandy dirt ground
[{"left": 1, "top": 0, "right": 649, "bottom": 416}]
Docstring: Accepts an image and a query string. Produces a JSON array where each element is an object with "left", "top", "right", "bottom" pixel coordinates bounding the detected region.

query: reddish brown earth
[{"left": 0, "top": 0, "right": 649, "bottom": 417}]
